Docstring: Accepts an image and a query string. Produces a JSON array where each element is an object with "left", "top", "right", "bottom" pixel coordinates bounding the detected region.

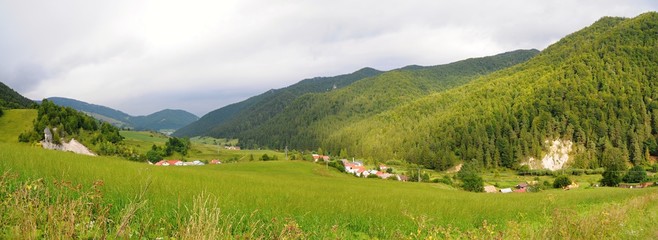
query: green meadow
[
  {"left": 120, "top": 130, "right": 284, "bottom": 162},
  {"left": 1, "top": 109, "right": 658, "bottom": 239}
]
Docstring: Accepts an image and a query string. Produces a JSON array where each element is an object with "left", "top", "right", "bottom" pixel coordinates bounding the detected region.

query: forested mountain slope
[
  {"left": 48, "top": 97, "right": 133, "bottom": 128},
  {"left": 130, "top": 109, "right": 199, "bottom": 131},
  {"left": 233, "top": 49, "right": 539, "bottom": 149},
  {"left": 326, "top": 13, "right": 658, "bottom": 170},
  {"left": 0, "top": 82, "right": 34, "bottom": 109},
  {"left": 173, "top": 67, "right": 383, "bottom": 137},
  {"left": 47, "top": 97, "right": 198, "bottom": 131}
]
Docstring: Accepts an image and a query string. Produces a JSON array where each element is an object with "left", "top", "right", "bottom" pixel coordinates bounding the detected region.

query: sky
[{"left": 1, "top": 1, "right": 657, "bottom": 117}]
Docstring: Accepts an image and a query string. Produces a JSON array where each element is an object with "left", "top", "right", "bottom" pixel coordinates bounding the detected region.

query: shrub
[
  {"left": 460, "top": 173, "right": 484, "bottom": 192},
  {"left": 436, "top": 175, "right": 453, "bottom": 185},
  {"left": 622, "top": 165, "right": 647, "bottom": 183},
  {"left": 553, "top": 175, "right": 572, "bottom": 188},
  {"left": 571, "top": 169, "right": 584, "bottom": 176},
  {"left": 327, "top": 161, "right": 345, "bottom": 172},
  {"left": 601, "top": 169, "right": 624, "bottom": 187}
]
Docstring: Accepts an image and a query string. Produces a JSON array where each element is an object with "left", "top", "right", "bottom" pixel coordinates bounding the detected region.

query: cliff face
[
  {"left": 42, "top": 137, "right": 96, "bottom": 156},
  {"left": 526, "top": 139, "right": 573, "bottom": 171}
]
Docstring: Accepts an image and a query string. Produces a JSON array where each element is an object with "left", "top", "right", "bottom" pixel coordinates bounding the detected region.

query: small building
[
  {"left": 155, "top": 160, "right": 184, "bottom": 166},
  {"left": 516, "top": 183, "right": 529, "bottom": 189},
  {"left": 484, "top": 185, "right": 497, "bottom": 193},
  {"left": 378, "top": 172, "right": 393, "bottom": 179},
  {"left": 210, "top": 159, "right": 222, "bottom": 164},
  {"left": 500, "top": 188, "right": 513, "bottom": 193},
  {"left": 183, "top": 160, "right": 205, "bottom": 166},
  {"left": 397, "top": 175, "right": 409, "bottom": 182},
  {"left": 379, "top": 164, "right": 389, "bottom": 171}
]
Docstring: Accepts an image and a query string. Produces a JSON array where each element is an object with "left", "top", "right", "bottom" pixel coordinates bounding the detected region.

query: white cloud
[{"left": 0, "top": 0, "right": 656, "bottom": 116}]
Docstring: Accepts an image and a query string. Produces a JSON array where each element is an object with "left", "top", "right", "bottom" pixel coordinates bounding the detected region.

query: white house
[{"left": 500, "top": 188, "right": 513, "bottom": 193}]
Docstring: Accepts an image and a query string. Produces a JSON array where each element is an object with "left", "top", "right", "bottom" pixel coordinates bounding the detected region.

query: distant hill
[
  {"left": 197, "top": 49, "right": 538, "bottom": 149},
  {"left": 322, "top": 12, "right": 658, "bottom": 170},
  {"left": 130, "top": 109, "right": 200, "bottom": 131},
  {"left": 0, "top": 82, "right": 34, "bottom": 109},
  {"left": 47, "top": 97, "right": 133, "bottom": 128},
  {"left": 47, "top": 97, "right": 198, "bottom": 131},
  {"left": 173, "top": 67, "right": 383, "bottom": 137}
]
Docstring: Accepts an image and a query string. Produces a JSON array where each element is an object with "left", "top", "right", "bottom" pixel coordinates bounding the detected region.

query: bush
[
  {"left": 460, "top": 173, "right": 484, "bottom": 192},
  {"left": 260, "top": 154, "right": 271, "bottom": 161},
  {"left": 435, "top": 175, "right": 453, "bottom": 185},
  {"left": 553, "top": 175, "right": 572, "bottom": 188},
  {"left": 601, "top": 169, "right": 624, "bottom": 187},
  {"left": 146, "top": 149, "right": 163, "bottom": 163},
  {"left": 367, "top": 173, "right": 379, "bottom": 178},
  {"left": 623, "top": 165, "right": 647, "bottom": 183},
  {"left": 571, "top": 169, "right": 585, "bottom": 176},
  {"left": 327, "top": 161, "right": 345, "bottom": 172}
]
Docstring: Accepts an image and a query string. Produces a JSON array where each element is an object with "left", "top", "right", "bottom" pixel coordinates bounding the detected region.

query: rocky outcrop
[
  {"left": 526, "top": 139, "right": 572, "bottom": 171},
  {"left": 41, "top": 138, "right": 96, "bottom": 156}
]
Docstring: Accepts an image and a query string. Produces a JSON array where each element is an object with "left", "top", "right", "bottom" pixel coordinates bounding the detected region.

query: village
[{"left": 149, "top": 150, "right": 656, "bottom": 193}]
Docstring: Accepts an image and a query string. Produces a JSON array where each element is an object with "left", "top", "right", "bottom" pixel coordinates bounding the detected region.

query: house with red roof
[{"left": 155, "top": 160, "right": 184, "bottom": 166}]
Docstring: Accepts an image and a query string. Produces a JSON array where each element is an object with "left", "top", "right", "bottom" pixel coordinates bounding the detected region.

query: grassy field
[
  {"left": 0, "top": 109, "right": 36, "bottom": 143},
  {"left": 1, "top": 109, "right": 658, "bottom": 238},
  {"left": 119, "top": 130, "right": 285, "bottom": 162}
]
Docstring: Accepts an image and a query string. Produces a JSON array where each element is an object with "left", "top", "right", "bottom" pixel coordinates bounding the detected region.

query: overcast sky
[{"left": 1, "top": 1, "right": 657, "bottom": 116}]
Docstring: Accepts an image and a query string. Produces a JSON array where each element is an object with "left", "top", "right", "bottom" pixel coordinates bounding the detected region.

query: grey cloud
[
  {"left": 8, "top": 63, "right": 51, "bottom": 93},
  {"left": 1, "top": 0, "right": 657, "bottom": 116}
]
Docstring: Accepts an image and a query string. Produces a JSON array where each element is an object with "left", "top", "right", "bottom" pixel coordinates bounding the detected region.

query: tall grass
[
  {"left": 2, "top": 141, "right": 657, "bottom": 238},
  {"left": 2, "top": 169, "right": 657, "bottom": 239},
  {"left": 2, "top": 109, "right": 658, "bottom": 238},
  {"left": 0, "top": 109, "right": 36, "bottom": 143}
]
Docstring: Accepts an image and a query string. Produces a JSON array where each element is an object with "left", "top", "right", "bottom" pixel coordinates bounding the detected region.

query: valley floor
[{"left": 1, "top": 142, "right": 657, "bottom": 239}]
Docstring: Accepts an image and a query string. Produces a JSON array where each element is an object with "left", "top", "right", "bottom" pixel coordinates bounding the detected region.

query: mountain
[
  {"left": 47, "top": 97, "right": 198, "bottom": 131},
  {"left": 321, "top": 12, "right": 658, "bottom": 170},
  {"left": 130, "top": 109, "right": 200, "bottom": 131},
  {"left": 173, "top": 67, "right": 384, "bottom": 137},
  {"left": 47, "top": 97, "right": 133, "bottom": 128},
  {"left": 210, "top": 49, "right": 538, "bottom": 149},
  {"left": 0, "top": 82, "right": 34, "bottom": 109}
]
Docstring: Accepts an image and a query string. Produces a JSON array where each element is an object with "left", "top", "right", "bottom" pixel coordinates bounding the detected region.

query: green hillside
[
  {"left": 229, "top": 49, "right": 539, "bottom": 149},
  {"left": 173, "top": 67, "right": 383, "bottom": 137},
  {"left": 47, "top": 97, "right": 133, "bottom": 127},
  {"left": 18, "top": 99, "right": 125, "bottom": 156},
  {"left": 129, "top": 109, "right": 199, "bottom": 131},
  {"left": 325, "top": 13, "right": 658, "bottom": 170},
  {"left": 2, "top": 107, "right": 658, "bottom": 238},
  {"left": 0, "top": 81, "right": 34, "bottom": 109},
  {"left": 48, "top": 97, "right": 199, "bottom": 131},
  {"left": 0, "top": 109, "right": 37, "bottom": 143},
  {"left": 1, "top": 141, "right": 656, "bottom": 238}
]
